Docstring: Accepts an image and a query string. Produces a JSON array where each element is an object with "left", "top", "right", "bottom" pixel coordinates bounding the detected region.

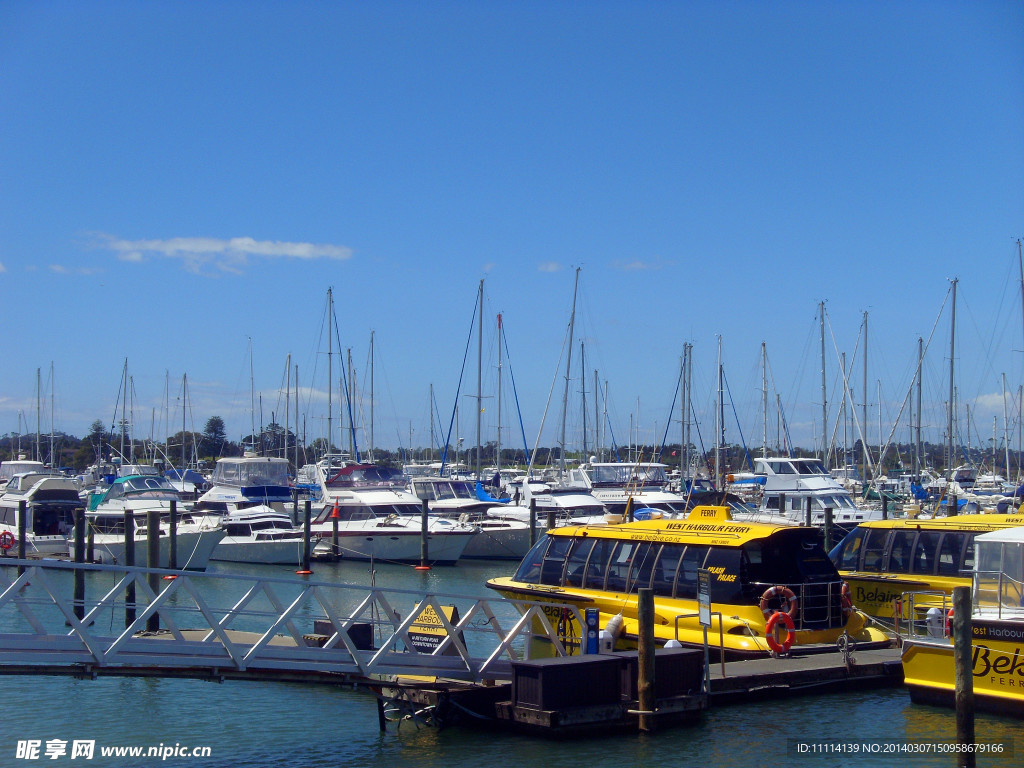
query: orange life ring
[
  {"left": 759, "top": 585, "right": 799, "bottom": 621},
  {"left": 0, "top": 530, "right": 15, "bottom": 551},
  {"left": 765, "top": 611, "right": 795, "bottom": 654},
  {"left": 945, "top": 607, "right": 954, "bottom": 637},
  {"left": 840, "top": 582, "right": 853, "bottom": 618}
]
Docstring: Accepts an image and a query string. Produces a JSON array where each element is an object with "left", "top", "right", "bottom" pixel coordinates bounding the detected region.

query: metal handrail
[{"left": 0, "top": 558, "right": 584, "bottom": 684}]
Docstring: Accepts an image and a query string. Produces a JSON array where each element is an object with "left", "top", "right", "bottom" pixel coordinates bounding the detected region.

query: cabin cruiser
[
  {"left": 85, "top": 474, "right": 224, "bottom": 569},
  {"left": 0, "top": 471, "right": 82, "bottom": 555},
  {"left": 408, "top": 476, "right": 531, "bottom": 559},
  {"left": 506, "top": 477, "right": 609, "bottom": 526},
  {"left": 311, "top": 464, "right": 477, "bottom": 565},
  {"left": 210, "top": 505, "right": 305, "bottom": 564},
  {"left": 752, "top": 456, "right": 881, "bottom": 526},
  {"left": 195, "top": 455, "right": 294, "bottom": 516},
  {"left": 569, "top": 459, "right": 689, "bottom": 517}
]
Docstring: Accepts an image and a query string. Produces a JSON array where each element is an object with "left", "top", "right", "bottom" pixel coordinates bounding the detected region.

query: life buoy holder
[
  {"left": 0, "top": 530, "right": 15, "bottom": 551},
  {"left": 759, "top": 585, "right": 799, "bottom": 621},
  {"left": 840, "top": 581, "right": 853, "bottom": 619},
  {"left": 765, "top": 611, "right": 795, "bottom": 654}
]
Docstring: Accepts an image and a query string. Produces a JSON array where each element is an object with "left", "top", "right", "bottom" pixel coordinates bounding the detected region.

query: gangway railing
[{"left": 0, "top": 559, "right": 583, "bottom": 685}]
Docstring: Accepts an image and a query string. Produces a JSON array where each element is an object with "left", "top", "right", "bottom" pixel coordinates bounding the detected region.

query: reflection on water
[{"left": 1, "top": 559, "right": 1019, "bottom": 767}]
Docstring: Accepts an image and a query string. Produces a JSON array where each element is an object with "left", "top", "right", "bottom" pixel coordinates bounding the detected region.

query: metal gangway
[{"left": 0, "top": 559, "right": 583, "bottom": 686}]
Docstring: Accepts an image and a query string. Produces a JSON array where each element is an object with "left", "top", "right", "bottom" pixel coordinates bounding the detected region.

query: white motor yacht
[
  {"left": 752, "top": 456, "right": 881, "bottom": 526},
  {"left": 211, "top": 505, "right": 305, "bottom": 564},
  {"left": 85, "top": 474, "right": 224, "bottom": 570},
  {"left": 195, "top": 455, "right": 294, "bottom": 515},
  {"left": 0, "top": 471, "right": 82, "bottom": 556},
  {"left": 569, "top": 459, "right": 689, "bottom": 517},
  {"left": 312, "top": 464, "right": 477, "bottom": 564}
]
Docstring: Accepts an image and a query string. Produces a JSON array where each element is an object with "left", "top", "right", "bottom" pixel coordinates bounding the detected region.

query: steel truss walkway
[{"left": 0, "top": 559, "right": 582, "bottom": 685}]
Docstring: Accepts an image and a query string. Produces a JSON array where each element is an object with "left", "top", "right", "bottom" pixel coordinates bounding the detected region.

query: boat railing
[
  {"left": 894, "top": 589, "right": 950, "bottom": 639},
  {"left": 672, "top": 610, "right": 728, "bottom": 679},
  {"left": 750, "top": 580, "right": 850, "bottom": 630},
  {"left": 973, "top": 569, "right": 1024, "bottom": 619}
]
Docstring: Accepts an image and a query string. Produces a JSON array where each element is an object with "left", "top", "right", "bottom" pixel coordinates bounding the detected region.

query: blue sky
[{"left": 1, "top": 1, "right": 1022, "bottom": 467}]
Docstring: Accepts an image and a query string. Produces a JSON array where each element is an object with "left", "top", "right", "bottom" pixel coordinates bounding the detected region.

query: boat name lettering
[
  {"left": 665, "top": 523, "right": 751, "bottom": 534},
  {"left": 854, "top": 585, "right": 902, "bottom": 605},
  {"left": 973, "top": 645, "right": 1024, "bottom": 679},
  {"left": 706, "top": 566, "right": 737, "bottom": 582},
  {"left": 973, "top": 624, "right": 1024, "bottom": 643}
]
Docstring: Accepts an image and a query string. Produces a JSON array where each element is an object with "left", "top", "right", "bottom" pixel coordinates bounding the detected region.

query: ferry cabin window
[
  {"left": 860, "top": 528, "right": 889, "bottom": 572},
  {"left": 910, "top": 531, "right": 942, "bottom": 574},
  {"left": 539, "top": 536, "right": 573, "bottom": 586},
  {"left": 676, "top": 545, "right": 710, "bottom": 599},
  {"left": 887, "top": 530, "right": 916, "bottom": 573},
  {"left": 583, "top": 538, "right": 616, "bottom": 590},
  {"left": 833, "top": 528, "right": 866, "bottom": 571},
  {"left": 626, "top": 542, "right": 658, "bottom": 592},
  {"left": 936, "top": 532, "right": 966, "bottom": 576},
  {"left": 605, "top": 541, "right": 640, "bottom": 592},
  {"left": 652, "top": 544, "right": 684, "bottom": 596},
  {"left": 563, "top": 538, "right": 597, "bottom": 587},
  {"left": 513, "top": 536, "right": 549, "bottom": 583}
]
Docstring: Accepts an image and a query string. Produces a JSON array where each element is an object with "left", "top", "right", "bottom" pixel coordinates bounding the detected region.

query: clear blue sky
[{"left": 1, "top": 1, "right": 1022, "bottom": 467}]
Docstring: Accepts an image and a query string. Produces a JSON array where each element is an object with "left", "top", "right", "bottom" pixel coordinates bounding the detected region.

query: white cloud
[
  {"left": 50, "top": 264, "right": 100, "bottom": 275},
  {"left": 538, "top": 261, "right": 561, "bottom": 272},
  {"left": 93, "top": 233, "right": 353, "bottom": 274},
  {"left": 0, "top": 262, "right": 6, "bottom": 273}
]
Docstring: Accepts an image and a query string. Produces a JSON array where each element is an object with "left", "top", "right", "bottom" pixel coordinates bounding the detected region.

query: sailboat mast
[
  {"left": 916, "top": 337, "right": 923, "bottom": 480},
  {"left": 684, "top": 343, "right": 692, "bottom": 476},
  {"left": 182, "top": 374, "right": 188, "bottom": 470},
  {"left": 761, "top": 342, "right": 768, "bottom": 459},
  {"left": 581, "top": 341, "right": 587, "bottom": 458},
  {"left": 285, "top": 355, "right": 291, "bottom": 462},
  {"left": 715, "top": 336, "right": 723, "bottom": 488},
  {"left": 327, "top": 288, "right": 333, "bottom": 455},
  {"left": 294, "top": 364, "right": 300, "bottom": 470},
  {"left": 594, "top": 368, "right": 600, "bottom": 462},
  {"left": 820, "top": 301, "right": 827, "bottom": 463},
  {"left": 248, "top": 338, "right": 255, "bottom": 452},
  {"left": 559, "top": 267, "right": 580, "bottom": 474},
  {"left": 36, "top": 367, "right": 41, "bottom": 463},
  {"left": 476, "top": 279, "right": 483, "bottom": 479},
  {"left": 49, "top": 361, "right": 54, "bottom": 467},
  {"left": 374, "top": 331, "right": 378, "bottom": 462},
  {"left": 497, "top": 314, "right": 503, "bottom": 474},
  {"left": 948, "top": 278, "right": 958, "bottom": 474},
  {"left": 862, "top": 311, "right": 869, "bottom": 479}
]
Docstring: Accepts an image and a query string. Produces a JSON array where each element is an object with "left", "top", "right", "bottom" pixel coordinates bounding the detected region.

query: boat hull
[
  {"left": 88, "top": 529, "right": 226, "bottom": 571},
  {"left": 901, "top": 619, "right": 1024, "bottom": 717},
  {"left": 211, "top": 537, "right": 306, "bottom": 565},
  {"left": 312, "top": 525, "right": 476, "bottom": 565}
]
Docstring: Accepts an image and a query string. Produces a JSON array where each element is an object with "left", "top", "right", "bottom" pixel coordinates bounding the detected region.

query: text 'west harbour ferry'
[{"left": 486, "top": 505, "right": 891, "bottom": 660}]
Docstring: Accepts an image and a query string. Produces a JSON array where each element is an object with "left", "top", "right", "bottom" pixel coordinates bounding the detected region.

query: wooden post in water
[
  {"left": 124, "top": 510, "right": 136, "bottom": 627},
  {"left": 953, "top": 585, "right": 975, "bottom": 767},
  {"left": 146, "top": 510, "right": 160, "bottom": 632},
  {"left": 529, "top": 498, "right": 537, "bottom": 546},
  {"left": 778, "top": 492, "right": 786, "bottom": 519},
  {"left": 637, "top": 587, "right": 656, "bottom": 733},
  {"left": 823, "top": 507, "right": 833, "bottom": 552},
  {"left": 882, "top": 494, "right": 888, "bottom": 520},
  {"left": 17, "top": 499, "right": 27, "bottom": 575},
  {"left": 168, "top": 499, "right": 178, "bottom": 570},
  {"left": 331, "top": 510, "right": 340, "bottom": 560},
  {"left": 292, "top": 487, "right": 300, "bottom": 526},
  {"left": 804, "top": 497, "right": 812, "bottom": 527},
  {"left": 625, "top": 496, "right": 635, "bottom": 523},
  {"left": 419, "top": 498, "right": 430, "bottom": 569},
  {"left": 87, "top": 525, "right": 94, "bottom": 564},
  {"left": 297, "top": 500, "right": 312, "bottom": 574},
  {"left": 73, "top": 508, "right": 86, "bottom": 620},
  {"left": 546, "top": 509, "right": 556, "bottom": 532},
  {"left": 949, "top": 494, "right": 958, "bottom": 516}
]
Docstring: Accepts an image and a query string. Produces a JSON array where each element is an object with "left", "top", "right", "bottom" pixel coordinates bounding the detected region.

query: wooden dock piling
[{"left": 952, "top": 585, "right": 974, "bottom": 768}]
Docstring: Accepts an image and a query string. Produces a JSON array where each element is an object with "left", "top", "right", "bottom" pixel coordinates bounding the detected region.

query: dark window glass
[
  {"left": 936, "top": 532, "right": 965, "bottom": 576},
  {"left": 562, "top": 538, "right": 596, "bottom": 587},
  {"left": 860, "top": 528, "right": 889, "bottom": 572},
  {"left": 887, "top": 530, "right": 916, "bottom": 573},
  {"left": 910, "top": 531, "right": 942, "bottom": 574}
]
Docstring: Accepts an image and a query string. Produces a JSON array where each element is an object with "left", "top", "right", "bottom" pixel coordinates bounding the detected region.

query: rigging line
[
  {"left": 439, "top": 289, "right": 481, "bottom": 476},
  {"left": 875, "top": 284, "right": 953, "bottom": 473},
  {"left": 331, "top": 305, "right": 361, "bottom": 462},
  {"left": 656, "top": 362, "right": 683, "bottom": 463},
  {"left": 526, "top": 314, "right": 572, "bottom": 480},
  {"left": 499, "top": 316, "right": 533, "bottom": 468},
  {"left": 722, "top": 370, "right": 754, "bottom": 472}
]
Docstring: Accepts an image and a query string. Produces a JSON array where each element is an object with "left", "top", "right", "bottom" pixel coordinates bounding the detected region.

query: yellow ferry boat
[
  {"left": 899, "top": 526, "right": 1024, "bottom": 716},
  {"left": 829, "top": 511, "right": 1024, "bottom": 620},
  {"left": 486, "top": 505, "right": 892, "bottom": 660}
]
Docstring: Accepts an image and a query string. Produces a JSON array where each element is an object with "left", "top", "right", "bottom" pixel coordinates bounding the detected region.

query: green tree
[{"left": 202, "top": 416, "right": 227, "bottom": 458}]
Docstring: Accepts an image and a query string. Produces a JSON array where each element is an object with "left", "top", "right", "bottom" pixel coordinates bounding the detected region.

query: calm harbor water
[{"left": 1, "top": 558, "right": 1019, "bottom": 768}]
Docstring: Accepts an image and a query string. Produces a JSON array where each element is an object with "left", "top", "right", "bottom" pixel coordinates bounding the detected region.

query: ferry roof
[
  {"left": 852, "top": 512, "right": 1024, "bottom": 532},
  {"left": 974, "top": 525, "right": 1024, "bottom": 545},
  {"left": 545, "top": 505, "right": 802, "bottom": 546}
]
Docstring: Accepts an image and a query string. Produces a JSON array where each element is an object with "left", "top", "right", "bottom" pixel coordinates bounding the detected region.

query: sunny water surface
[{"left": 1, "top": 558, "right": 1018, "bottom": 767}]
